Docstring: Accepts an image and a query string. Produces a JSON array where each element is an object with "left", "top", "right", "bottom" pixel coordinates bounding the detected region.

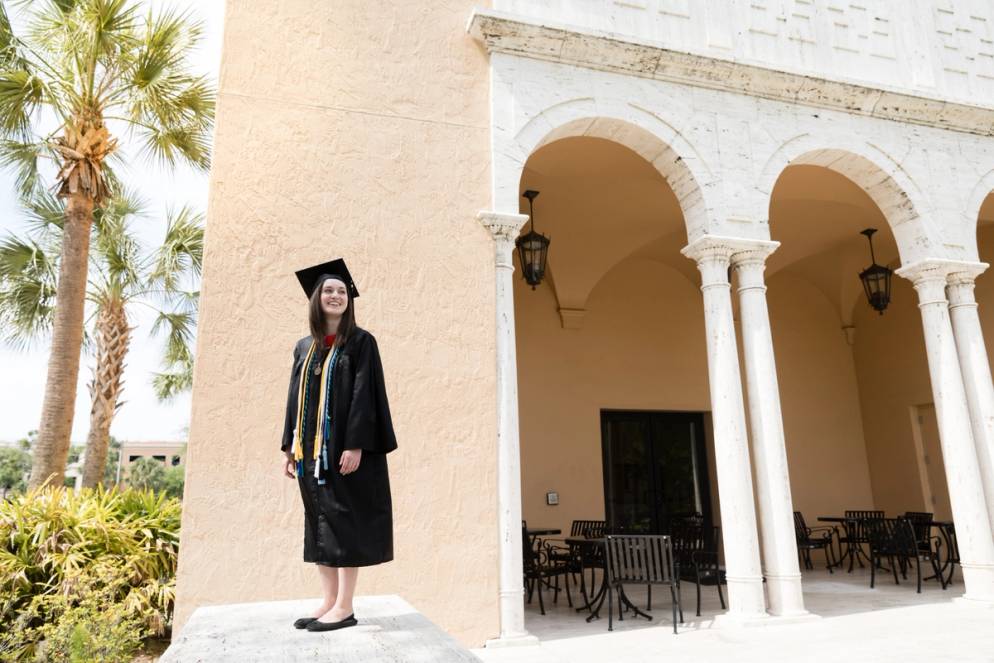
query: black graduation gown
[{"left": 281, "top": 327, "right": 397, "bottom": 567}]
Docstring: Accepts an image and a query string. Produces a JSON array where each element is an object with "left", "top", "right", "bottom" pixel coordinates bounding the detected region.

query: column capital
[
  {"left": 896, "top": 258, "right": 987, "bottom": 285},
  {"left": 947, "top": 261, "right": 989, "bottom": 287},
  {"left": 478, "top": 211, "right": 529, "bottom": 242},
  {"left": 681, "top": 235, "right": 778, "bottom": 265},
  {"left": 947, "top": 262, "right": 988, "bottom": 309}
]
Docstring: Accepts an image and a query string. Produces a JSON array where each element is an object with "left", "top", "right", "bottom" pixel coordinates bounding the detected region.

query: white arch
[
  {"left": 968, "top": 168, "right": 994, "bottom": 231},
  {"left": 494, "top": 96, "right": 717, "bottom": 241},
  {"left": 757, "top": 133, "right": 936, "bottom": 264}
]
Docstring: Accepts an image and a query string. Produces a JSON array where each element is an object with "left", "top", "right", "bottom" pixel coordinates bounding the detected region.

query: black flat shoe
[
  {"left": 306, "top": 614, "right": 357, "bottom": 632},
  {"left": 293, "top": 617, "right": 318, "bottom": 629}
]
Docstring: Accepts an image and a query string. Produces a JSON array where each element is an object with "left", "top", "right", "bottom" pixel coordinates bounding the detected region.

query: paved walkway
[
  {"left": 161, "top": 595, "right": 480, "bottom": 663},
  {"left": 472, "top": 568, "right": 994, "bottom": 663}
]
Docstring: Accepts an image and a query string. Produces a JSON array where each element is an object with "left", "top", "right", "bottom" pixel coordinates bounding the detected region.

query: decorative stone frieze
[{"left": 468, "top": 9, "right": 994, "bottom": 137}]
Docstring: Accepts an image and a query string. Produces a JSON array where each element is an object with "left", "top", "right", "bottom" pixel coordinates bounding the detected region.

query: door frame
[{"left": 599, "top": 409, "right": 713, "bottom": 534}]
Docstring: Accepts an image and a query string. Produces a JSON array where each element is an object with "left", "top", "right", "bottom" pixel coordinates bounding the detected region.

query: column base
[
  {"left": 713, "top": 611, "right": 821, "bottom": 628},
  {"left": 960, "top": 562, "right": 994, "bottom": 602},
  {"left": 725, "top": 575, "right": 767, "bottom": 617},
  {"left": 484, "top": 634, "right": 540, "bottom": 648},
  {"left": 954, "top": 596, "right": 994, "bottom": 608},
  {"left": 764, "top": 573, "right": 808, "bottom": 617}
]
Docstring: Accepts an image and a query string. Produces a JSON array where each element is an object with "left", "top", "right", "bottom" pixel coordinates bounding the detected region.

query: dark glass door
[{"left": 601, "top": 411, "right": 711, "bottom": 534}]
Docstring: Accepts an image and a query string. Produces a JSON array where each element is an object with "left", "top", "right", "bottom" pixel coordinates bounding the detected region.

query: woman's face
[{"left": 320, "top": 278, "right": 349, "bottom": 318}]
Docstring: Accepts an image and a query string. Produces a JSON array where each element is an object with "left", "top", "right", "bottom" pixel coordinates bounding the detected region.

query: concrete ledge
[{"left": 161, "top": 595, "right": 481, "bottom": 663}]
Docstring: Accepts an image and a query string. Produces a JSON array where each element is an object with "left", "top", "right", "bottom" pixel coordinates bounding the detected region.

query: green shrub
[
  {"left": 35, "top": 593, "right": 146, "bottom": 663},
  {"left": 0, "top": 486, "right": 180, "bottom": 662}
]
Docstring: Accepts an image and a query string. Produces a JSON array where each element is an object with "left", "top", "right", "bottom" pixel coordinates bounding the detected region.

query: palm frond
[
  {"left": 84, "top": 0, "right": 139, "bottom": 60},
  {"left": 0, "top": 138, "right": 53, "bottom": 197},
  {"left": 20, "top": 188, "right": 65, "bottom": 234},
  {"left": 0, "top": 2, "right": 33, "bottom": 72},
  {"left": 136, "top": 121, "right": 210, "bottom": 170},
  {"left": 151, "top": 365, "right": 191, "bottom": 401},
  {"left": 91, "top": 205, "right": 141, "bottom": 292},
  {"left": 150, "top": 309, "right": 194, "bottom": 366},
  {"left": 0, "top": 70, "right": 44, "bottom": 138},
  {"left": 0, "top": 234, "right": 58, "bottom": 347},
  {"left": 149, "top": 205, "right": 202, "bottom": 292}
]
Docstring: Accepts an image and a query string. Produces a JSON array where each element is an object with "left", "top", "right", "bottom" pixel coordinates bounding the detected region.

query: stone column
[
  {"left": 731, "top": 240, "right": 807, "bottom": 617},
  {"left": 947, "top": 262, "right": 994, "bottom": 535},
  {"left": 477, "top": 211, "right": 537, "bottom": 645},
  {"left": 896, "top": 260, "right": 994, "bottom": 602},
  {"left": 682, "top": 236, "right": 767, "bottom": 620}
]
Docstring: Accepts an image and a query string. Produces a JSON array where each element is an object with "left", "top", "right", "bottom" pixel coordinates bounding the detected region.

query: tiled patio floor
[{"left": 473, "top": 566, "right": 994, "bottom": 662}]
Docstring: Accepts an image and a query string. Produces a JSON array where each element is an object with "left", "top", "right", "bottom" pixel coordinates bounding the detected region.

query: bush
[
  {"left": 35, "top": 593, "right": 146, "bottom": 663},
  {"left": 0, "top": 486, "right": 180, "bottom": 662},
  {"left": 0, "top": 447, "right": 30, "bottom": 497},
  {"left": 161, "top": 465, "right": 185, "bottom": 500},
  {"left": 127, "top": 457, "right": 166, "bottom": 492}
]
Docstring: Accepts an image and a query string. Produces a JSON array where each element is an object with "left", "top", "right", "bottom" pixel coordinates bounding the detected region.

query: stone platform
[{"left": 161, "top": 595, "right": 481, "bottom": 662}]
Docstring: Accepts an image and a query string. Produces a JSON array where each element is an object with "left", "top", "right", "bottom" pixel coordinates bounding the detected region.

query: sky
[{"left": 0, "top": 1, "right": 226, "bottom": 444}]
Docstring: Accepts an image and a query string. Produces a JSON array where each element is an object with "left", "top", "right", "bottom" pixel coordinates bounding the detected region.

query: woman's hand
[
  {"left": 340, "top": 449, "right": 362, "bottom": 475},
  {"left": 283, "top": 452, "right": 295, "bottom": 479}
]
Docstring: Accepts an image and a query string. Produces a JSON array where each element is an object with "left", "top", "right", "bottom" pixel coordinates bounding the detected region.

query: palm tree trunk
[
  {"left": 28, "top": 193, "right": 94, "bottom": 489},
  {"left": 81, "top": 299, "right": 130, "bottom": 488}
]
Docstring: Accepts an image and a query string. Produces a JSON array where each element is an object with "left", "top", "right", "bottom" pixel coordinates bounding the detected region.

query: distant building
[{"left": 117, "top": 440, "right": 187, "bottom": 480}]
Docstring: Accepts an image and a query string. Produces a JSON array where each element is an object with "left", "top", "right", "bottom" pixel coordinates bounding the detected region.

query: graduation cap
[{"left": 295, "top": 258, "right": 360, "bottom": 299}]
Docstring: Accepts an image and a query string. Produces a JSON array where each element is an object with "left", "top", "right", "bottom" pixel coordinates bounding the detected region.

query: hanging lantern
[
  {"left": 517, "top": 190, "right": 551, "bottom": 290},
  {"left": 859, "top": 228, "right": 892, "bottom": 315}
]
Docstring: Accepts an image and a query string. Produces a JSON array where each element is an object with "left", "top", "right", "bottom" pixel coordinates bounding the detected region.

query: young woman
[{"left": 281, "top": 258, "right": 397, "bottom": 632}]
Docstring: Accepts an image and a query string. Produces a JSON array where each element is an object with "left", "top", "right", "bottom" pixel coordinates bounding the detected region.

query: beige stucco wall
[
  {"left": 517, "top": 258, "right": 711, "bottom": 533},
  {"left": 174, "top": 0, "right": 498, "bottom": 647}
]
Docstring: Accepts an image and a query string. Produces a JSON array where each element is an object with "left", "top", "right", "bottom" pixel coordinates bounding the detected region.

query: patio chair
[
  {"left": 547, "top": 520, "right": 607, "bottom": 592},
  {"left": 522, "top": 526, "right": 573, "bottom": 614},
  {"left": 903, "top": 511, "right": 934, "bottom": 556},
  {"left": 840, "top": 510, "right": 884, "bottom": 571},
  {"left": 671, "top": 520, "right": 725, "bottom": 616},
  {"left": 931, "top": 522, "right": 959, "bottom": 589},
  {"left": 604, "top": 534, "right": 682, "bottom": 634},
  {"left": 864, "top": 517, "right": 942, "bottom": 593},
  {"left": 793, "top": 511, "right": 835, "bottom": 572}
]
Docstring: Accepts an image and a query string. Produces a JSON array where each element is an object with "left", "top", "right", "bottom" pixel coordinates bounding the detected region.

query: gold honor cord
[
  {"left": 293, "top": 341, "right": 317, "bottom": 462},
  {"left": 312, "top": 347, "right": 336, "bottom": 460}
]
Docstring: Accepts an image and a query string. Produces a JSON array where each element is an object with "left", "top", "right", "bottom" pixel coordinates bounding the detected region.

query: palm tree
[
  {"left": 0, "top": 0, "right": 213, "bottom": 488},
  {"left": 0, "top": 192, "right": 203, "bottom": 487}
]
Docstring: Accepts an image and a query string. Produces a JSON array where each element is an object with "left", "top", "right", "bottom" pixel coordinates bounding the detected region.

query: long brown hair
[{"left": 308, "top": 275, "right": 356, "bottom": 349}]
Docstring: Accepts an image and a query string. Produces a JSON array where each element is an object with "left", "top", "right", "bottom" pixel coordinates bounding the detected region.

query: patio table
[
  {"left": 927, "top": 521, "right": 957, "bottom": 586},
  {"left": 817, "top": 516, "right": 872, "bottom": 571},
  {"left": 526, "top": 527, "right": 561, "bottom": 538},
  {"left": 565, "top": 536, "right": 607, "bottom": 621},
  {"left": 564, "top": 536, "right": 651, "bottom": 624}
]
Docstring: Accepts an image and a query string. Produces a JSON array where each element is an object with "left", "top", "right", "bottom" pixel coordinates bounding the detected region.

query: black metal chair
[
  {"left": 931, "top": 522, "right": 959, "bottom": 589},
  {"left": 604, "top": 534, "right": 682, "bottom": 633},
  {"left": 864, "top": 517, "right": 942, "bottom": 593},
  {"left": 547, "top": 520, "right": 606, "bottom": 596},
  {"left": 671, "top": 520, "right": 725, "bottom": 616},
  {"left": 903, "top": 511, "right": 934, "bottom": 555},
  {"left": 793, "top": 511, "right": 835, "bottom": 572},
  {"left": 521, "top": 526, "right": 573, "bottom": 614},
  {"left": 840, "top": 510, "right": 884, "bottom": 571}
]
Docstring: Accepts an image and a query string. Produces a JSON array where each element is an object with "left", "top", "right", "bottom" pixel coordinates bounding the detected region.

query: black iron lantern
[
  {"left": 517, "top": 190, "right": 551, "bottom": 290},
  {"left": 859, "top": 228, "right": 892, "bottom": 315}
]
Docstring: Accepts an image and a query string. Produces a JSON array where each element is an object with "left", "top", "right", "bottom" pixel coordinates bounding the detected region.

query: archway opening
[
  {"left": 766, "top": 160, "right": 957, "bottom": 611},
  {"left": 513, "top": 132, "right": 724, "bottom": 632}
]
